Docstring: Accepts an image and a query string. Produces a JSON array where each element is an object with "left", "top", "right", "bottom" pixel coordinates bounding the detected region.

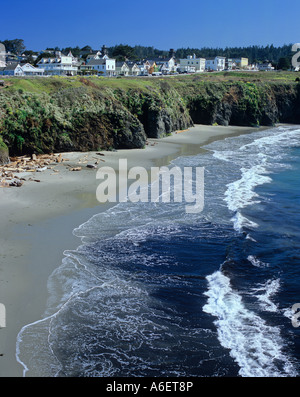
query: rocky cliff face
[
  {"left": 185, "top": 81, "right": 300, "bottom": 127},
  {"left": 0, "top": 77, "right": 300, "bottom": 158}
]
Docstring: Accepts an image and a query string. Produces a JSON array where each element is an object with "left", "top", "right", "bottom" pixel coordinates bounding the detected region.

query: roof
[
  {"left": 3, "top": 63, "right": 19, "bottom": 71},
  {"left": 206, "top": 56, "right": 226, "bottom": 60},
  {"left": 88, "top": 58, "right": 115, "bottom": 66},
  {"left": 115, "top": 61, "right": 129, "bottom": 67},
  {"left": 87, "top": 59, "right": 107, "bottom": 65},
  {"left": 144, "top": 57, "right": 172, "bottom": 64}
]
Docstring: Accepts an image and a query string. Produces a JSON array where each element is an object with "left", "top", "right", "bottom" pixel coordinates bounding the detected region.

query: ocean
[{"left": 16, "top": 124, "right": 300, "bottom": 377}]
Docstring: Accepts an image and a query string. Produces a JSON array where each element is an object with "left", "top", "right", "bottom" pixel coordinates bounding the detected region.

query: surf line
[{"left": 96, "top": 159, "right": 205, "bottom": 214}]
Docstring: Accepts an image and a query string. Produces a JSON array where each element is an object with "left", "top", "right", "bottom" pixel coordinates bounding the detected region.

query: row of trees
[
  {"left": 0, "top": 39, "right": 296, "bottom": 70},
  {"left": 175, "top": 44, "right": 294, "bottom": 64}
]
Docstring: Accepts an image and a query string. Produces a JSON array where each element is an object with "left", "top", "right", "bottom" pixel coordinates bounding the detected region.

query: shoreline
[{"left": 0, "top": 124, "right": 266, "bottom": 377}]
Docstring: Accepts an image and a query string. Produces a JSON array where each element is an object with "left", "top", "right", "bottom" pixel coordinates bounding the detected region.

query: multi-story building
[
  {"left": 205, "top": 56, "right": 226, "bottom": 71},
  {"left": 232, "top": 57, "right": 249, "bottom": 68},
  {"left": 179, "top": 54, "right": 206, "bottom": 73},
  {"left": 37, "top": 51, "right": 78, "bottom": 76},
  {"left": 87, "top": 58, "right": 116, "bottom": 76}
]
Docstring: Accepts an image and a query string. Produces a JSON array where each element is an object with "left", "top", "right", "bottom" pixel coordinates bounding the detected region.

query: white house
[
  {"left": 154, "top": 57, "right": 177, "bottom": 74},
  {"left": 126, "top": 62, "right": 140, "bottom": 76},
  {"left": 37, "top": 52, "right": 78, "bottom": 76},
  {"left": 205, "top": 56, "right": 226, "bottom": 71},
  {"left": 179, "top": 55, "right": 206, "bottom": 73},
  {"left": 17, "top": 63, "right": 44, "bottom": 76},
  {"left": 0, "top": 63, "right": 44, "bottom": 76},
  {"left": 86, "top": 45, "right": 110, "bottom": 63},
  {"left": 115, "top": 62, "right": 130, "bottom": 76},
  {"left": 86, "top": 51, "right": 102, "bottom": 63},
  {"left": 87, "top": 58, "right": 116, "bottom": 76},
  {"left": 257, "top": 62, "right": 275, "bottom": 71}
]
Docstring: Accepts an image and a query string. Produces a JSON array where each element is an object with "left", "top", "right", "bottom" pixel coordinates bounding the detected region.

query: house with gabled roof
[
  {"left": 87, "top": 58, "right": 116, "bottom": 77},
  {"left": 115, "top": 62, "right": 130, "bottom": 76},
  {"left": 0, "top": 62, "right": 44, "bottom": 76},
  {"left": 130, "top": 63, "right": 141, "bottom": 76},
  {"left": 37, "top": 52, "right": 78, "bottom": 75}
]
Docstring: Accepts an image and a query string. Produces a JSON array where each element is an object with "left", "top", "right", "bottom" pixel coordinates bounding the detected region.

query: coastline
[{"left": 0, "top": 124, "right": 265, "bottom": 377}]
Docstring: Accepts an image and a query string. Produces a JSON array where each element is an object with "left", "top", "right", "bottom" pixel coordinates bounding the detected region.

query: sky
[{"left": 0, "top": 0, "right": 299, "bottom": 51}]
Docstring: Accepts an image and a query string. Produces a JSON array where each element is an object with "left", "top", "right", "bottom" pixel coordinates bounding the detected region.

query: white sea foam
[
  {"left": 224, "top": 164, "right": 272, "bottom": 212},
  {"left": 203, "top": 270, "right": 297, "bottom": 377},
  {"left": 247, "top": 255, "right": 268, "bottom": 268},
  {"left": 239, "top": 128, "right": 300, "bottom": 152},
  {"left": 207, "top": 126, "right": 300, "bottom": 233},
  {"left": 251, "top": 278, "right": 280, "bottom": 312},
  {"left": 230, "top": 211, "right": 258, "bottom": 232}
]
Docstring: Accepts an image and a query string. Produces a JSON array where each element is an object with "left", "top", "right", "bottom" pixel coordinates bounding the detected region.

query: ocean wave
[
  {"left": 203, "top": 270, "right": 297, "bottom": 377},
  {"left": 251, "top": 278, "right": 281, "bottom": 312}
]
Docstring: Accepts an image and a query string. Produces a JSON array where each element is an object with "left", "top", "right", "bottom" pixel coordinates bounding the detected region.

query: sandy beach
[{"left": 0, "top": 124, "right": 264, "bottom": 377}]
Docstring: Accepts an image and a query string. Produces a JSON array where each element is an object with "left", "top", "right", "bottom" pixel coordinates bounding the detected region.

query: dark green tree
[
  {"left": 111, "top": 44, "right": 135, "bottom": 61},
  {"left": 2, "top": 39, "right": 26, "bottom": 55},
  {"left": 277, "top": 57, "right": 291, "bottom": 70}
]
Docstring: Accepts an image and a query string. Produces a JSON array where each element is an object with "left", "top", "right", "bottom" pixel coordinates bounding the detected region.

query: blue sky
[{"left": 0, "top": 0, "right": 299, "bottom": 51}]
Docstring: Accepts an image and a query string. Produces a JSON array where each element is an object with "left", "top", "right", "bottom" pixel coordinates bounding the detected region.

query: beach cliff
[{"left": 0, "top": 74, "right": 300, "bottom": 158}]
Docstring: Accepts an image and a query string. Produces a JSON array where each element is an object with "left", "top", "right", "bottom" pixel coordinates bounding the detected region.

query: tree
[
  {"left": 62, "top": 46, "right": 81, "bottom": 57},
  {"left": 111, "top": 44, "right": 135, "bottom": 61},
  {"left": 277, "top": 57, "right": 291, "bottom": 70},
  {"left": 23, "top": 50, "right": 38, "bottom": 64},
  {"left": 81, "top": 45, "right": 93, "bottom": 52},
  {"left": 2, "top": 39, "right": 26, "bottom": 55}
]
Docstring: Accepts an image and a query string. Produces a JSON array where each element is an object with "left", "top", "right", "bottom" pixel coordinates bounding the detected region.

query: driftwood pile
[
  {"left": 0, "top": 152, "right": 105, "bottom": 188},
  {"left": 0, "top": 153, "right": 65, "bottom": 187}
]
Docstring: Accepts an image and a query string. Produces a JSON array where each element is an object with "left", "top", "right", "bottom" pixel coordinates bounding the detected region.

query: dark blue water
[{"left": 16, "top": 125, "right": 300, "bottom": 377}]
